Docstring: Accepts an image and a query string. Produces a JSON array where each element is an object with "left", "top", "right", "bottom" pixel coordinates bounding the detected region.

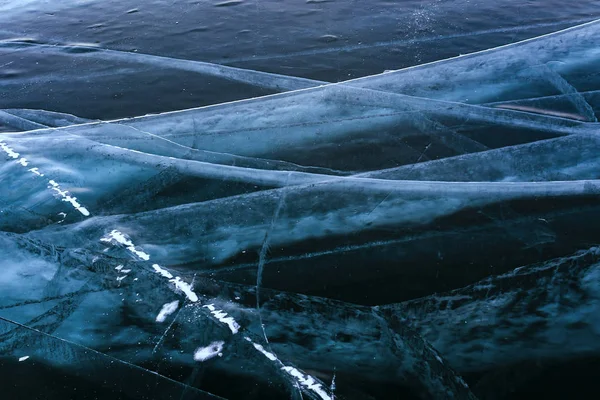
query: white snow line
[
  {"left": 152, "top": 264, "right": 173, "bottom": 278},
  {"left": 0, "top": 140, "right": 19, "bottom": 158},
  {"left": 282, "top": 366, "right": 333, "bottom": 400},
  {"left": 1, "top": 140, "right": 90, "bottom": 216},
  {"left": 100, "top": 230, "right": 199, "bottom": 302},
  {"left": 243, "top": 336, "right": 332, "bottom": 400},
  {"left": 28, "top": 167, "right": 44, "bottom": 176},
  {"left": 249, "top": 340, "right": 277, "bottom": 361},
  {"left": 100, "top": 230, "right": 150, "bottom": 260},
  {"left": 170, "top": 276, "right": 199, "bottom": 302},
  {"left": 203, "top": 304, "right": 240, "bottom": 334}
]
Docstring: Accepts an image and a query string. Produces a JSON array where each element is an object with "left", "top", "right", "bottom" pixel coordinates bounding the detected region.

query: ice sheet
[{"left": 2, "top": 16, "right": 600, "bottom": 400}]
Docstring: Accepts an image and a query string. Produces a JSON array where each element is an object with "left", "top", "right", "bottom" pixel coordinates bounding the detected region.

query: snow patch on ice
[
  {"left": 156, "top": 300, "right": 179, "bottom": 322},
  {"left": 194, "top": 341, "right": 224, "bottom": 362}
]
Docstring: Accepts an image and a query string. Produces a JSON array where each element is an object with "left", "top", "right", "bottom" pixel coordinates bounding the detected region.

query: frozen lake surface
[{"left": 1, "top": 1, "right": 600, "bottom": 399}]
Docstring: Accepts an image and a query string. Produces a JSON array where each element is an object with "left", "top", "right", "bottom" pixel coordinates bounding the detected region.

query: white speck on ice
[{"left": 18, "top": 356, "right": 29, "bottom": 362}]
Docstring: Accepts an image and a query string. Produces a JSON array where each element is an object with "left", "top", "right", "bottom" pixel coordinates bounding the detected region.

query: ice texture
[{"left": 2, "top": 16, "right": 600, "bottom": 400}]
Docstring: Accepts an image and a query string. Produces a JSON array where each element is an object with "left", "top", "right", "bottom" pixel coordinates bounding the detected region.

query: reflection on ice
[{"left": 2, "top": 16, "right": 600, "bottom": 400}]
